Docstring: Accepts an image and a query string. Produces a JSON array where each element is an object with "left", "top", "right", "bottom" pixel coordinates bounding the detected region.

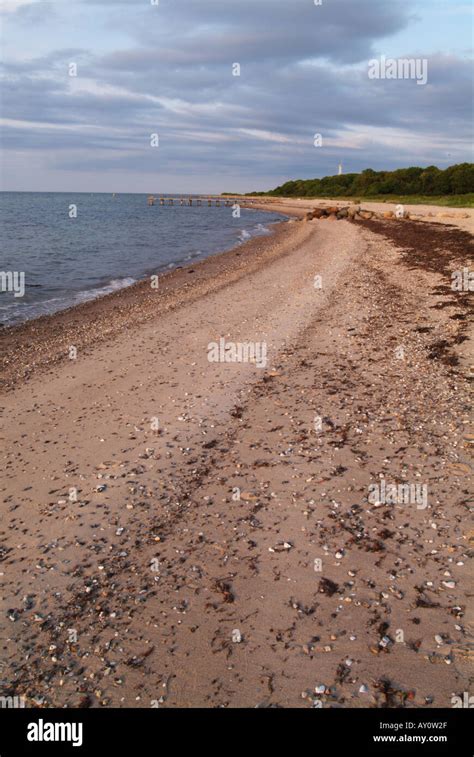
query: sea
[{"left": 0, "top": 192, "right": 287, "bottom": 326}]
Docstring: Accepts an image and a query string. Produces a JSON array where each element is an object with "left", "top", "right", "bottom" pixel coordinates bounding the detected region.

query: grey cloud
[
  {"left": 97, "top": 0, "right": 413, "bottom": 66},
  {"left": 8, "top": 1, "right": 56, "bottom": 24},
  {"left": 1, "top": 0, "right": 472, "bottom": 192}
]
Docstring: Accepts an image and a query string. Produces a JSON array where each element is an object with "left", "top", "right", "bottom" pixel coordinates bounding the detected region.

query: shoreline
[
  {"left": 0, "top": 206, "right": 290, "bottom": 329},
  {"left": 3, "top": 195, "right": 470, "bottom": 343},
  {"left": 2, "top": 197, "right": 472, "bottom": 392},
  {"left": 0, "top": 213, "right": 298, "bottom": 390},
  {"left": 1, "top": 201, "right": 472, "bottom": 709}
]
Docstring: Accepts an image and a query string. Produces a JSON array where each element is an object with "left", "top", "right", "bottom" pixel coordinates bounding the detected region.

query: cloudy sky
[{"left": 1, "top": 0, "right": 472, "bottom": 193}]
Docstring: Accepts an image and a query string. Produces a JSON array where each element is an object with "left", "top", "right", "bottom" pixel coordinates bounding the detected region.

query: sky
[{"left": 0, "top": 0, "right": 473, "bottom": 193}]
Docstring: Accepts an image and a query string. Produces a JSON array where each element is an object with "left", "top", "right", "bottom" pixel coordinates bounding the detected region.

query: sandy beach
[{"left": 1, "top": 204, "right": 472, "bottom": 709}]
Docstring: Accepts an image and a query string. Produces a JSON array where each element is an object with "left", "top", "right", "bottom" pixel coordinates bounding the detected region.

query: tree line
[{"left": 254, "top": 163, "right": 474, "bottom": 198}]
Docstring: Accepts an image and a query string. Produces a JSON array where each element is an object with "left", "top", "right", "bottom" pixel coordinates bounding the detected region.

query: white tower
[{"left": 338, "top": 161, "right": 343, "bottom": 176}]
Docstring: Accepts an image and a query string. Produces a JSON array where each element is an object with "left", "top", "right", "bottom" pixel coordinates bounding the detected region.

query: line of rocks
[{"left": 303, "top": 206, "right": 409, "bottom": 222}]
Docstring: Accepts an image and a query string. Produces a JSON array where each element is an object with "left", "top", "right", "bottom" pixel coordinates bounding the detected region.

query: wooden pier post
[{"left": 149, "top": 195, "right": 241, "bottom": 208}]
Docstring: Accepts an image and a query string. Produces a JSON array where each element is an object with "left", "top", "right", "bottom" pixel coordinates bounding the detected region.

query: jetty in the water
[{"left": 147, "top": 195, "right": 252, "bottom": 207}]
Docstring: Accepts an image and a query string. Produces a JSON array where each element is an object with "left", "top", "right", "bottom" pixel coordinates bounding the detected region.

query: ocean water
[{"left": 0, "top": 193, "right": 287, "bottom": 326}]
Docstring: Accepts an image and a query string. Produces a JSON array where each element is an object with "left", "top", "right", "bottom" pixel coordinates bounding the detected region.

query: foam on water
[
  {"left": 238, "top": 229, "right": 252, "bottom": 243},
  {"left": 0, "top": 276, "right": 137, "bottom": 325}
]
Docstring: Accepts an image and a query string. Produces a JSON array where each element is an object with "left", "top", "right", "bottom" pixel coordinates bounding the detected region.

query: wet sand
[{"left": 0, "top": 205, "right": 472, "bottom": 708}]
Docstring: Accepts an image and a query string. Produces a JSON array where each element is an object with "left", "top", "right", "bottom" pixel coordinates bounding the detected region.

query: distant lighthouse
[{"left": 338, "top": 161, "right": 343, "bottom": 176}]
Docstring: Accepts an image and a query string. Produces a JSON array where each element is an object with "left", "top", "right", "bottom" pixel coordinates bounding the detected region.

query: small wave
[
  {"left": 0, "top": 277, "right": 137, "bottom": 326},
  {"left": 238, "top": 229, "right": 251, "bottom": 243},
  {"left": 184, "top": 250, "right": 202, "bottom": 261},
  {"left": 72, "top": 277, "right": 136, "bottom": 305}
]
